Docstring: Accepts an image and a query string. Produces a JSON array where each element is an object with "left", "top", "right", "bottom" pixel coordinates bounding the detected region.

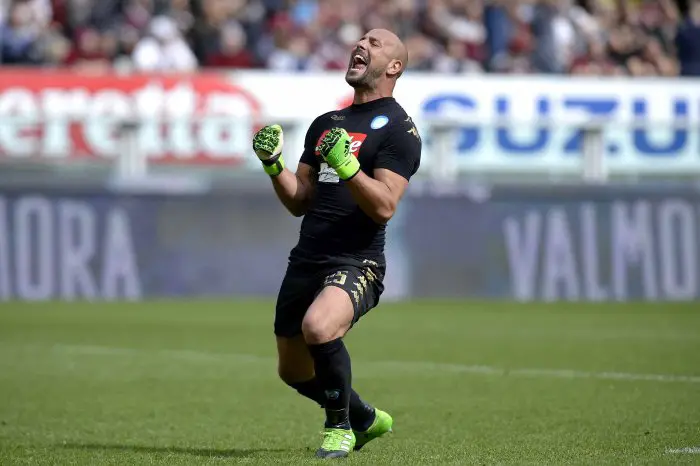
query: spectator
[
  {"left": 404, "top": 33, "right": 436, "bottom": 71},
  {"left": 39, "top": 26, "right": 72, "bottom": 66},
  {"left": 168, "top": 0, "right": 195, "bottom": 33},
  {"left": 433, "top": 37, "right": 483, "bottom": 73},
  {"left": 266, "top": 32, "right": 321, "bottom": 71},
  {"left": 123, "top": 0, "right": 155, "bottom": 32},
  {"left": 203, "top": 21, "right": 256, "bottom": 68},
  {"left": 675, "top": 0, "right": 700, "bottom": 76},
  {"left": 484, "top": 0, "right": 534, "bottom": 73},
  {"left": 1, "top": 1, "right": 42, "bottom": 64},
  {"left": 530, "top": 0, "right": 579, "bottom": 74},
  {"left": 570, "top": 37, "right": 616, "bottom": 75},
  {"left": 132, "top": 15, "right": 198, "bottom": 72},
  {"left": 63, "top": 27, "right": 113, "bottom": 71},
  {"left": 607, "top": 24, "right": 642, "bottom": 70},
  {"left": 189, "top": 0, "right": 230, "bottom": 65},
  {"left": 0, "top": 0, "right": 691, "bottom": 76},
  {"left": 483, "top": 0, "right": 512, "bottom": 71}
]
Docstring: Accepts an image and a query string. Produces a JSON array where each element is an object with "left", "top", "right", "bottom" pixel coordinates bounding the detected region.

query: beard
[
  {"left": 345, "top": 50, "right": 383, "bottom": 88},
  {"left": 345, "top": 64, "right": 383, "bottom": 88}
]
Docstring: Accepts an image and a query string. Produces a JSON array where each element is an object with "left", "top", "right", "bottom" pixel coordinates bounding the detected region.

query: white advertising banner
[
  {"left": 1, "top": 69, "right": 698, "bottom": 175},
  {"left": 232, "top": 71, "right": 700, "bottom": 175}
]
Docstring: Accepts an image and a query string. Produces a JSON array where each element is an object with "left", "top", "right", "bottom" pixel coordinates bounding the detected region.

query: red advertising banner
[{"left": 0, "top": 69, "right": 261, "bottom": 166}]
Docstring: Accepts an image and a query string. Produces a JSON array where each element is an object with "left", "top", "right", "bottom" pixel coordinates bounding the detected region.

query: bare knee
[
  {"left": 301, "top": 287, "right": 353, "bottom": 345},
  {"left": 301, "top": 310, "right": 335, "bottom": 345}
]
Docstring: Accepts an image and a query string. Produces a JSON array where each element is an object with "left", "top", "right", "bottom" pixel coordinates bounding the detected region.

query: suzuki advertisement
[{"left": 234, "top": 72, "right": 700, "bottom": 175}]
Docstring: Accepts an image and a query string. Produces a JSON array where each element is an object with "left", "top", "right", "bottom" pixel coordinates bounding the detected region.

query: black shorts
[{"left": 274, "top": 260, "right": 385, "bottom": 337}]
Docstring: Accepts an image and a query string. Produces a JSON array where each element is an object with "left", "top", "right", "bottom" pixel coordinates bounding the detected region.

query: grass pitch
[{"left": 0, "top": 300, "right": 699, "bottom": 465}]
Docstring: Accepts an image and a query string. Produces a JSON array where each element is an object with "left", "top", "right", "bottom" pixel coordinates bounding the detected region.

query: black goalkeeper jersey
[{"left": 288, "top": 97, "right": 422, "bottom": 268}]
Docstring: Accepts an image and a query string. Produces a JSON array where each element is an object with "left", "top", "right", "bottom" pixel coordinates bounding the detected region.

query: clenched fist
[{"left": 253, "top": 124, "right": 285, "bottom": 177}]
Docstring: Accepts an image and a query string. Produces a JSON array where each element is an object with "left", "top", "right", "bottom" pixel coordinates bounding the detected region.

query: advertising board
[
  {"left": 1, "top": 70, "right": 699, "bottom": 175},
  {"left": 0, "top": 69, "right": 260, "bottom": 166},
  {"left": 233, "top": 72, "right": 700, "bottom": 174},
  {"left": 0, "top": 185, "right": 697, "bottom": 302}
]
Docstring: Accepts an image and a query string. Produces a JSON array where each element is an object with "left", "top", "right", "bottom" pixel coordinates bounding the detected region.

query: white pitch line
[
  {"left": 666, "top": 447, "right": 700, "bottom": 454},
  {"left": 41, "top": 344, "right": 700, "bottom": 384},
  {"left": 365, "top": 360, "right": 700, "bottom": 383}
]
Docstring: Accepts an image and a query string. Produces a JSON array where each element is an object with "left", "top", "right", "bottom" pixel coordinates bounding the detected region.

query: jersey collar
[{"left": 348, "top": 97, "right": 395, "bottom": 112}]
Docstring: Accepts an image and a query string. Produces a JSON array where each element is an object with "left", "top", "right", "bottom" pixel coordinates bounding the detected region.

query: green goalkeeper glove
[
  {"left": 252, "top": 124, "right": 285, "bottom": 177},
  {"left": 316, "top": 127, "right": 361, "bottom": 180}
]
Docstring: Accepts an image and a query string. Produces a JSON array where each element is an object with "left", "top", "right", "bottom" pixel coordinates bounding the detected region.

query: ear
[{"left": 387, "top": 59, "right": 403, "bottom": 77}]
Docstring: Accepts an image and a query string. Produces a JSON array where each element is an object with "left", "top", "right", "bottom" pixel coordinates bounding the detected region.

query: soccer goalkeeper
[{"left": 252, "top": 28, "right": 421, "bottom": 459}]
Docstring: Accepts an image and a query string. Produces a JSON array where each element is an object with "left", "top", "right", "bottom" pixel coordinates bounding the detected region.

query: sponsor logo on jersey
[
  {"left": 316, "top": 130, "right": 367, "bottom": 184},
  {"left": 370, "top": 115, "right": 389, "bottom": 129},
  {"left": 318, "top": 162, "right": 340, "bottom": 183},
  {"left": 315, "top": 131, "right": 367, "bottom": 158}
]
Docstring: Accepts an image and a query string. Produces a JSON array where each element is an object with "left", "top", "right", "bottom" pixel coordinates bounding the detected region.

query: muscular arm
[
  {"left": 346, "top": 168, "right": 408, "bottom": 225},
  {"left": 270, "top": 162, "right": 317, "bottom": 217},
  {"left": 345, "top": 117, "right": 421, "bottom": 224}
]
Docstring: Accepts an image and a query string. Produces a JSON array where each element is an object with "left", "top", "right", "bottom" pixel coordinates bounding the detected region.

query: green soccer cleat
[
  {"left": 315, "top": 427, "right": 355, "bottom": 459},
  {"left": 353, "top": 408, "right": 393, "bottom": 451}
]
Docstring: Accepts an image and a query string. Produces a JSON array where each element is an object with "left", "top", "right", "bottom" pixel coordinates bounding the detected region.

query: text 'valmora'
[
  {"left": 503, "top": 200, "right": 700, "bottom": 301},
  {"left": 0, "top": 196, "right": 141, "bottom": 301}
]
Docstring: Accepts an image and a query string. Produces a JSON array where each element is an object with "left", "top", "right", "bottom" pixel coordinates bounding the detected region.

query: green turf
[{"left": 0, "top": 301, "right": 699, "bottom": 465}]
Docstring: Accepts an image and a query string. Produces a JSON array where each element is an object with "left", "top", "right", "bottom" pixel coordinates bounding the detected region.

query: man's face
[{"left": 345, "top": 34, "right": 390, "bottom": 88}]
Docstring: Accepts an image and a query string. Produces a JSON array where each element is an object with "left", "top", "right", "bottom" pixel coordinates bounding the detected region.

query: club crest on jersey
[{"left": 370, "top": 115, "right": 389, "bottom": 130}]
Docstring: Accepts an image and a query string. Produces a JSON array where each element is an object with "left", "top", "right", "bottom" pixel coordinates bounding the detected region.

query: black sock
[
  {"left": 287, "top": 378, "right": 376, "bottom": 431},
  {"left": 288, "top": 378, "right": 325, "bottom": 407},
  {"left": 349, "top": 391, "right": 376, "bottom": 432},
  {"left": 308, "top": 338, "right": 352, "bottom": 429}
]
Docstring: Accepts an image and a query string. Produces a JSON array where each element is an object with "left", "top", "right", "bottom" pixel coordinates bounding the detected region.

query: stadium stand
[{"left": 1, "top": 0, "right": 698, "bottom": 76}]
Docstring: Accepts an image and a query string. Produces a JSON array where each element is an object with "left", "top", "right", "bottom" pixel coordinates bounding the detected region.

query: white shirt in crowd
[{"left": 132, "top": 15, "right": 197, "bottom": 72}]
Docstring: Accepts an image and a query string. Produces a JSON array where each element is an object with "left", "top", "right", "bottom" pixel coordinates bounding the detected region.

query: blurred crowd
[{"left": 1, "top": 0, "right": 699, "bottom": 76}]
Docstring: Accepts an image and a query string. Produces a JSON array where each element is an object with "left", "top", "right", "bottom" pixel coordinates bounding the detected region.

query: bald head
[
  {"left": 369, "top": 28, "right": 408, "bottom": 78},
  {"left": 345, "top": 29, "right": 408, "bottom": 90},
  {"left": 396, "top": 39, "right": 408, "bottom": 77}
]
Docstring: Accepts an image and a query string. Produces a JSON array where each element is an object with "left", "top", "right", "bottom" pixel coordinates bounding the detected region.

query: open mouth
[{"left": 349, "top": 53, "right": 368, "bottom": 72}]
